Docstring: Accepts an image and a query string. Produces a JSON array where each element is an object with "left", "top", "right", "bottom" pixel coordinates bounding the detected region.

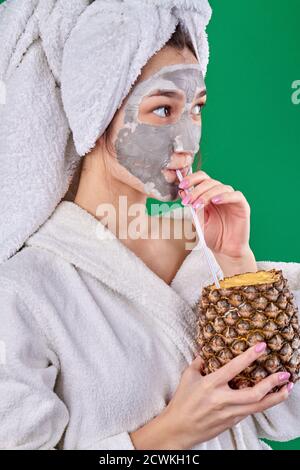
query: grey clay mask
[{"left": 115, "top": 63, "right": 205, "bottom": 201}]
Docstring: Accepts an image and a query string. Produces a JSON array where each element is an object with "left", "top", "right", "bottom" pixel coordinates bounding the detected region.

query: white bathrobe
[{"left": 0, "top": 200, "right": 299, "bottom": 450}]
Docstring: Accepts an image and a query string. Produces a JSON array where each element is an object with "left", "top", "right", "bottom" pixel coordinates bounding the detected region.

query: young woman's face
[{"left": 104, "top": 45, "right": 206, "bottom": 202}]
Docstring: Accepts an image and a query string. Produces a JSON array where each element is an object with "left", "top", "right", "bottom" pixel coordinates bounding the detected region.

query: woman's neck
[{"left": 74, "top": 146, "right": 153, "bottom": 241}]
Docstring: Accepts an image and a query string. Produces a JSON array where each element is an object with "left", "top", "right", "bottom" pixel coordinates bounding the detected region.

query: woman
[{"left": 0, "top": 0, "right": 299, "bottom": 450}]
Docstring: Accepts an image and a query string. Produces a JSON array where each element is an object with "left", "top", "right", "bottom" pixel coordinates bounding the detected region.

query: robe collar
[{"left": 25, "top": 201, "right": 223, "bottom": 360}]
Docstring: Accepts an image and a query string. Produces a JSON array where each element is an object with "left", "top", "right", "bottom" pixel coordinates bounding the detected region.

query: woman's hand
[
  {"left": 178, "top": 170, "right": 251, "bottom": 259},
  {"left": 129, "top": 343, "right": 293, "bottom": 450},
  {"left": 163, "top": 342, "right": 292, "bottom": 449}
]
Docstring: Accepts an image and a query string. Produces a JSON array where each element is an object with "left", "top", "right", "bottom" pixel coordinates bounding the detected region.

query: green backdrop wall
[{"left": 1, "top": 0, "right": 299, "bottom": 451}]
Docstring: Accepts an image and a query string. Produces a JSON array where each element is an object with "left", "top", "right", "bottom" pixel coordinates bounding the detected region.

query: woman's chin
[{"left": 146, "top": 189, "right": 180, "bottom": 203}]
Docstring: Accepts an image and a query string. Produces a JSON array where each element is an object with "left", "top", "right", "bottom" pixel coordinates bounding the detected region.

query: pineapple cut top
[{"left": 210, "top": 269, "right": 281, "bottom": 290}]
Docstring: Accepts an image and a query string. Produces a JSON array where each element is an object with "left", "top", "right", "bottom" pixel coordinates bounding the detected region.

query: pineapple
[{"left": 196, "top": 269, "right": 300, "bottom": 389}]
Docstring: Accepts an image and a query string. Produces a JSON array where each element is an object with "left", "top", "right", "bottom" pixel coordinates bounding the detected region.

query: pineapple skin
[{"left": 196, "top": 269, "right": 300, "bottom": 389}]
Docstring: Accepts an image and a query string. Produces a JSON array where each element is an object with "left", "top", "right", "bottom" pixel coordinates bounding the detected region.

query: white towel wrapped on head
[{"left": 0, "top": 0, "right": 212, "bottom": 264}]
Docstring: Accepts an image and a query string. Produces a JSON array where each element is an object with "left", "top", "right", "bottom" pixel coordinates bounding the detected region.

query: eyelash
[{"left": 152, "top": 103, "right": 204, "bottom": 118}]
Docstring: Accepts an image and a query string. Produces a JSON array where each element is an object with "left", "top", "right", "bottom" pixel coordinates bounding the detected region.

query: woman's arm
[{"left": 213, "top": 246, "right": 257, "bottom": 277}]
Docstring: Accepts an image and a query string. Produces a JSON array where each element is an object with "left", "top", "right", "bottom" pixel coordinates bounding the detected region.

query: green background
[{"left": 1, "top": 0, "right": 299, "bottom": 450}]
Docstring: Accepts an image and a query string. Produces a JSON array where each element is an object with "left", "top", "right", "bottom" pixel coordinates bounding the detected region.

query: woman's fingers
[
  {"left": 189, "top": 355, "right": 206, "bottom": 373},
  {"left": 205, "top": 190, "right": 250, "bottom": 212},
  {"left": 177, "top": 171, "right": 233, "bottom": 196},
  {"left": 180, "top": 180, "right": 225, "bottom": 205},
  {"left": 226, "top": 371, "right": 291, "bottom": 405},
  {"left": 235, "top": 383, "right": 291, "bottom": 416},
  {"left": 178, "top": 170, "right": 211, "bottom": 188},
  {"left": 210, "top": 343, "right": 268, "bottom": 386},
  {"left": 188, "top": 185, "right": 235, "bottom": 208},
  {"left": 177, "top": 172, "right": 235, "bottom": 207}
]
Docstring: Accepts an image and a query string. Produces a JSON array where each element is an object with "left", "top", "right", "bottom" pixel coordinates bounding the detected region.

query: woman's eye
[
  {"left": 192, "top": 104, "right": 202, "bottom": 116},
  {"left": 153, "top": 106, "right": 171, "bottom": 118}
]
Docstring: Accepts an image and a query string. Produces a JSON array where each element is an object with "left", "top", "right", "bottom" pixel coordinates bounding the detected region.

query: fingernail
[
  {"left": 182, "top": 195, "right": 191, "bottom": 205},
  {"left": 212, "top": 196, "right": 222, "bottom": 204},
  {"left": 279, "top": 372, "right": 290, "bottom": 382},
  {"left": 255, "top": 342, "right": 267, "bottom": 353},
  {"left": 287, "top": 382, "right": 294, "bottom": 393},
  {"left": 179, "top": 179, "right": 189, "bottom": 189}
]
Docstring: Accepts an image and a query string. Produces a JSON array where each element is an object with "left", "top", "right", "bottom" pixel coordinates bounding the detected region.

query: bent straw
[{"left": 176, "top": 168, "right": 221, "bottom": 289}]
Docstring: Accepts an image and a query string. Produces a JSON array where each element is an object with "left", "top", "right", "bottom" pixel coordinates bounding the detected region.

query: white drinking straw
[{"left": 176, "top": 168, "right": 221, "bottom": 289}]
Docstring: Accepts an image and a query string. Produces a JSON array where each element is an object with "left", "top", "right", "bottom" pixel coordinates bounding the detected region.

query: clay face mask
[{"left": 115, "top": 63, "right": 206, "bottom": 201}]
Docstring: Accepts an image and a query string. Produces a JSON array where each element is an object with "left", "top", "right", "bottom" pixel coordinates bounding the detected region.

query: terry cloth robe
[{"left": 0, "top": 200, "right": 299, "bottom": 450}]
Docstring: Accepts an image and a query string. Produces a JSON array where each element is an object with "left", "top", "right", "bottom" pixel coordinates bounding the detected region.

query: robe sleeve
[
  {"left": 0, "top": 284, "right": 69, "bottom": 449},
  {"left": 251, "top": 260, "right": 300, "bottom": 442},
  {"left": 0, "top": 283, "right": 136, "bottom": 450}
]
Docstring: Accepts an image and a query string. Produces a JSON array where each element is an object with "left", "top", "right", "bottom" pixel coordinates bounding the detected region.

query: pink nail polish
[
  {"left": 255, "top": 342, "right": 267, "bottom": 353},
  {"left": 279, "top": 372, "right": 290, "bottom": 382},
  {"left": 212, "top": 196, "right": 222, "bottom": 204},
  {"left": 182, "top": 195, "right": 191, "bottom": 205},
  {"left": 287, "top": 382, "right": 294, "bottom": 393},
  {"left": 179, "top": 179, "right": 189, "bottom": 189}
]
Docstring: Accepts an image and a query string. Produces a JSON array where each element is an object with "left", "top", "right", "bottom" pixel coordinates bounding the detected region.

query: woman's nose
[{"left": 172, "top": 128, "right": 200, "bottom": 155}]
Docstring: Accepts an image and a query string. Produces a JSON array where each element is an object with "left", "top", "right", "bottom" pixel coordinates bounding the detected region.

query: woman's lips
[
  {"left": 161, "top": 165, "right": 191, "bottom": 184},
  {"left": 161, "top": 152, "right": 194, "bottom": 184}
]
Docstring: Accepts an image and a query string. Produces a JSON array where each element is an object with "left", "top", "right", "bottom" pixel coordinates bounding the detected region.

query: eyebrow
[{"left": 147, "top": 88, "right": 207, "bottom": 99}]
